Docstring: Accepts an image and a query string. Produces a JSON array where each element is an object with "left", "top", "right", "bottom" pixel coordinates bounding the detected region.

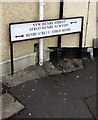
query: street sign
[
  {"left": 9, "top": 17, "right": 83, "bottom": 75},
  {"left": 10, "top": 17, "right": 83, "bottom": 42}
]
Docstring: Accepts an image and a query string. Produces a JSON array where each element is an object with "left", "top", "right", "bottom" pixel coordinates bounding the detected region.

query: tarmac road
[{"left": 3, "top": 58, "right": 97, "bottom": 119}]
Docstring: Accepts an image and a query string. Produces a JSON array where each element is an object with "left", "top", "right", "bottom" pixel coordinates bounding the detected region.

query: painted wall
[
  {"left": 0, "top": 2, "right": 2, "bottom": 78},
  {"left": 43, "top": 2, "right": 60, "bottom": 49},
  {"left": 1, "top": 2, "right": 39, "bottom": 62},
  {"left": 86, "top": 2, "right": 96, "bottom": 47},
  {"left": 62, "top": 2, "right": 89, "bottom": 47},
  {"left": 0, "top": 2, "right": 2, "bottom": 62},
  {"left": 62, "top": 1, "right": 96, "bottom": 47},
  {"left": 1, "top": 1, "right": 60, "bottom": 61},
  {"left": 96, "top": 2, "right": 98, "bottom": 38},
  {"left": 0, "top": 1, "right": 96, "bottom": 76}
]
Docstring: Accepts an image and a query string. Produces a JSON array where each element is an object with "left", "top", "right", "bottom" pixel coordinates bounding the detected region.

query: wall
[
  {"left": 0, "top": 1, "right": 96, "bottom": 77},
  {"left": 0, "top": 2, "right": 2, "bottom": 79},
  {"left": 97, "top": 2, "right": 98, "bottom": 38},
  {"left": 2, "top": 2, "right": 39, "bottom": 61},
  {"left": 1, "top": 2, "right": 60, "bottom": 62},
  {"left": 62, "top": 1, "right": 96, "bottom": 47},
  {"left": 0, "top": 2, "right": 2, "bottom": 62},
  {"left": 86, "top": 2, "right": 96, "bottom": 47},
  {"left": 43, "top": 1, "right": 60, "bottom": 49}
]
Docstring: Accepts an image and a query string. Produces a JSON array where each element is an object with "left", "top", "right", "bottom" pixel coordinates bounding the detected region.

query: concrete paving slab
[
  {"left": 51, "top": 58, "right": 84, "bottom": 74},
  {"left": 2, "top": 67, "right": 40, "bottom": 87},
  {"left": 59, "top": 58, "right": 84, "bottom": 73},
  {"left": 84, "top": 93, "right": 97, "bottom": 119},
  {"left": 1, "top": 92, "right": 25, "bottom": 119},
  {"left": 2, "top": 59, "right": 83, "bottom": 88},
  {"left": 2, "top": 61, "right": 62, "bottom": 88},
  {"left": 42, "top": 61, "right": 62, "bottom": 75},
  {"left": 50, "top": 58, "right": 63, "bottom": 71},
  {"left": 72, "top": 59, "right": 84, "bottom": 70},
  {"left": 29, "top": 65, "right": 49, "bottom": 78}
]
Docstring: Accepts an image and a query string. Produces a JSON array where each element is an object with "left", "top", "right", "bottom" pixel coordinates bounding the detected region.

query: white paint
[
  {"left": 10, "top": 18, "right": 82, "bottom": 42},
  {"left": 39, "top": 0, "right": 44, "bottom": 66}
]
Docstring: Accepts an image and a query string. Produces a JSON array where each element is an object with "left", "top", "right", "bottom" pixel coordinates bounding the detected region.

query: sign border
[{"left": 9, "top": 16, "right": 84, "bottom": 42}]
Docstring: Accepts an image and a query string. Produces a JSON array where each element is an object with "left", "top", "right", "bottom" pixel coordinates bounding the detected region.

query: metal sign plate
[{"left": 10, "top": 17, "right": 83, "bottom": 42}]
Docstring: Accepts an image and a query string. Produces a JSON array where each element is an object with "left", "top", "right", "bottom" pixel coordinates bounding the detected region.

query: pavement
[
  {"left": 2, "top": 92, "right": 25, "bottom": 119},
  {"left": 1, "top": 58, "right": 97, "bottom": 119}
]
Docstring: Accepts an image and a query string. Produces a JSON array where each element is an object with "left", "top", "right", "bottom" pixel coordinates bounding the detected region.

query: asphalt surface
[
  {"left": 84, "top": 93, "right": 97, "bottom": 119},
  {"left": 5, "top": 58, "right": 96, "bottom": 119}
]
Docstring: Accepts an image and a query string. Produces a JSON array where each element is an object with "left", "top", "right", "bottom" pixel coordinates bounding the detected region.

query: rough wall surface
[
  {"left": 97, "top": 2, "right": 98, "bottom": 38},
  {"left": 86, "top": 2, "right": 96, "bottom": 47},
  {"left": 1, "top": 1, "right": 96, "bottom": 62},
  {"left": 43, "top": 2, "right": 60, "bottom": 49},
  {"left": 62, "top": 2, "right": 89, "bottom": 47},
  {"left": 2, "top": 2, "right": 39, "bottom": 61},
  {"left": 0, "top": 2, "right": 2, "bottom": 62},
  {"left": 1, "top": 2, "right": 60, "bottom": 61}
]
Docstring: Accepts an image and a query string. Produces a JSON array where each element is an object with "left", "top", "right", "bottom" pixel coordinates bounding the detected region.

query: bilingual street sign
[
  {"left": 10, "top": 17, "right": 83, "bottom": 42},
  {"left": 9, "top": 17, "right": 83, "bottom": 75}
]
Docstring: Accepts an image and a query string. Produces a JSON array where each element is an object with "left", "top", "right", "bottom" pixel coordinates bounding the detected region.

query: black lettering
[
  {"left": 42, "top": 22, "right": 53, "bottom": 26},
  {"left": 33, "top": 33, "right": 37, "bottom": 36},
  {"left": 32, "top": 23, "right": 41, "bottom": 26},
  {"left": 42, "top": 26, "right": 46, "bottom": 29},
  {"left": 52, "top": 30, "right": 60, "bottom": 33},
  {"left": 26, "top": 34, "right": 30, "bottom": 37},
  {"left": 62, "top": 28, "right": 71, "bottom": 32},
  {"left": 47, "top": 26, "right": 53, "bottom": 29},
  {"left": 42, "top": 22, "right": 46, "bottom": 25},
  {"left": 30, "top": 27, "right": 41, "bottom": 31},
  {"left": 38, "top": 31, "right": 46, "bottom": 35}
]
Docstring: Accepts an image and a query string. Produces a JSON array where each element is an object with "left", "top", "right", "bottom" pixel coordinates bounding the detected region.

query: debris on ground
[
  {"left": 59, "top": 58, "right": 84, "bottom": 74},
  {"left": 29, "top": 113, "right": 32, "bottom": 116},
  {"left": 2, "top": 58, "right": 84, "bottom": 88}
]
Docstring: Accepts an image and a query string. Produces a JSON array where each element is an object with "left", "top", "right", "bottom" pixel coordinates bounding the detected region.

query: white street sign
[{"left": 10, "top": 17, "right": 83, "bottom": 42}]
